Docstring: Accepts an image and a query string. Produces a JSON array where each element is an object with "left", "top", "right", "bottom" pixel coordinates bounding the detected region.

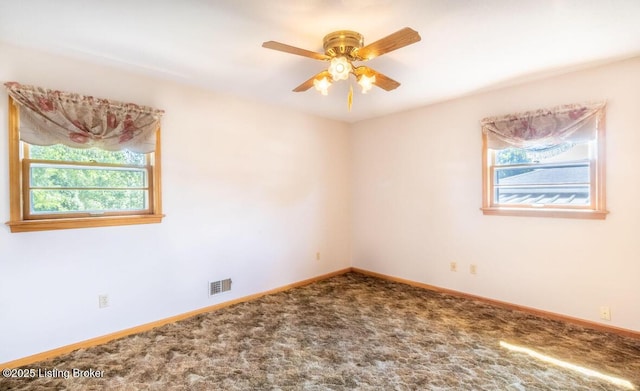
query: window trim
[
  {"left": 6, "top": 97, "right": 165, "bottom": 232},
  {"left": 481, "top": 112, "right": 608, "bottom": 220}
]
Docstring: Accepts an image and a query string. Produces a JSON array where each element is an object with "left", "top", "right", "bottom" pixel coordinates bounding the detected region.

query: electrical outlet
[
  {"left": 599, "top": 306, "right": 611, "bottom": 321},
  {"left": 470, "top": 264, "right": 477, "bottom": 275},
  {"left": 316, "top": 252, "right": 320, "bottom": 261},
  {"left": 98, "top": 294, "right": 109, "bottom": 309},
  {"left": 450, "top": 262, "right": 457, "bottom": 272}
]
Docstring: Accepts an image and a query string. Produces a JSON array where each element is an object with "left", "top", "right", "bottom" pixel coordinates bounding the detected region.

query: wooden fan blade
[
  {"left": 262, "top": 41, "right": 330, "bottom": 61},
  {"left": 372, "top": 71, "right": 401, "bottom": 91},
  {"left": 356, "top": 27, "right": 421, "bottom": 60},
  {"left": 354, "top": 66, "right": 400, "bottom": 91},
  {"left": 293, "top": 71, "right": 331, "bottom": 92}
]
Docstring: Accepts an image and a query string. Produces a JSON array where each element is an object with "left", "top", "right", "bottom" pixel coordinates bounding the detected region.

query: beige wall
[
  {"left": 0, "top": 42, "right": 352, "bottom": 363},
  {"left": 351, "top": 56, "right": 640, "bottom": 332}
]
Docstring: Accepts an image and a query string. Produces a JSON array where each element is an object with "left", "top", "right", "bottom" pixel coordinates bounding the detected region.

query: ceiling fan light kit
[
  {"left": 262, "top": 27, "right": 421, "bottom": 108},
  {"left": 313, "top": 76, "right": 331, "bottom": 95},
  {"left": 328, "top": 56, "right": 352, "bottom": 81},
  {"left": 358, "top": 74, "right": 376, "bottom": 94}
]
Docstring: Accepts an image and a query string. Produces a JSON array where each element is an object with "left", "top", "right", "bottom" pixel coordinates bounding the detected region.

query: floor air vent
[{"left": 209, "top": 278, "right": 232, "bottom": 296}]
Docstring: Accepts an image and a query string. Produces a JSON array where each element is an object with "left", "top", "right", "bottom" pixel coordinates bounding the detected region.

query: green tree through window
[
  {"left": 495, "top": 148, "right": 532, "bottom": 179},
  {"left": 28, "top": 144, "right": 149, "bottom": 214}
]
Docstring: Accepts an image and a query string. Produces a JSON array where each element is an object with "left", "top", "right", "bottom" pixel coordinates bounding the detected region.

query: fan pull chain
[{"left": 348, "top": 85, "right": 353, "bottom": 112}]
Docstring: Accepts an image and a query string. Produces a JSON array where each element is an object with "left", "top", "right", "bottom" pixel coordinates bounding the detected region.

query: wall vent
[{"left": 209, "top": 278, "right": 232, "bottom": 296}]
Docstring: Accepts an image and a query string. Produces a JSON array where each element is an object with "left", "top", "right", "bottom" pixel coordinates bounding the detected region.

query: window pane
[
  {"left": 495, "top": 148, "right": 531, "bottom": 166},
  {"left": 30, "top": 164, "right": 147, "bottom": 189},
  {"left": 494, "top": 163, "right": 590, "bottom": 205},
  {"left": 495, "top": 164, "right": 589, "bottom": 186},
  {"left": 495, "top": 142, "right": 589, "bottom": 166},
  {"left": 30, "top": 144, "right": 146, "bottom": 165},
  {"left": 492, "top": 142, "right": 592, "bottom": 206},
  {"left": 30, "top": 189, "right": 147, "bottom": 213}
]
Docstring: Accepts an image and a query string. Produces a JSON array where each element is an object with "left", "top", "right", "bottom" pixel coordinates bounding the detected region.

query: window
[
  {"left": 5, "top": 82, "right": 164, "bottom": 232},
  {"left": 25, "top": 145, "right": 152, "bottom": 218},
  {"left": 481, "top": 102, "right": 607, "bottom": 219}
]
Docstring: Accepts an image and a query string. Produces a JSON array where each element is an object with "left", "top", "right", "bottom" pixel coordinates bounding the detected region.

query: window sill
[
  {"left": 6, "top": 214, "right": 165, "bottom": 233},
  {"left": 481, "top": 207, "right": 608, "bottom": 220}
]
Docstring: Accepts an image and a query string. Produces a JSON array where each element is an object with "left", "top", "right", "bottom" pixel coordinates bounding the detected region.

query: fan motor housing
[{"left": 323, "top": 30, "right": 364, "bottom": 60}]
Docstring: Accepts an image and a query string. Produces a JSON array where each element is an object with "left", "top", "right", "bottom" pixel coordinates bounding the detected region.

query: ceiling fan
[{"left": 262, "top": 28, "right": 421, "bottom": 96}]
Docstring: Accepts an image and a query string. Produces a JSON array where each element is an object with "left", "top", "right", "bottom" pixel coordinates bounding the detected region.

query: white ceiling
[{"left": 1, "top": 0, "right": 640, "bottom": 123}]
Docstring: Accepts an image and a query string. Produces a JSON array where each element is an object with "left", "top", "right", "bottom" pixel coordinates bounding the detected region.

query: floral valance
[
  {"left": 5, "top": 82, "right": 164, "bottom": 153},
  {"left": 481, "top": 101, "right": 606, "bottom": 150}
]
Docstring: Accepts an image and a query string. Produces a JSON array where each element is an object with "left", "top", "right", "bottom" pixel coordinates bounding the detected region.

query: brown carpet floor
[{"left": 2, "top": 272, "right": 639, "bottom": 390}]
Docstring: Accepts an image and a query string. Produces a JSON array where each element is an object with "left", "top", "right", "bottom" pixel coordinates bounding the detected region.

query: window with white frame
[
  {"left": 5, "top": 82, "right": 165, "bottom": 233},
  {"left": 481, "top": 102, "right": 608, "bottom": 219}
]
